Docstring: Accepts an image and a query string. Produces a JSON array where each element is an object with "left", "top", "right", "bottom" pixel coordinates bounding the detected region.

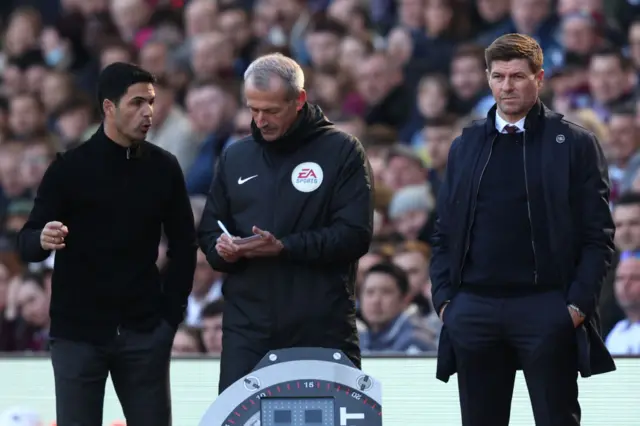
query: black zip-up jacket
[
  {"left": 198, "top": 104, "right": 373, "bottom": 361},
  {"left": 17, "top": 126, "right": 197, "bottom": 344}
]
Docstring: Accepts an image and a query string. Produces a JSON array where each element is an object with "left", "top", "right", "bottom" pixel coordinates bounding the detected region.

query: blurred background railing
[{"left": 1, "top": 355, "right": 640, "bottom": 426}]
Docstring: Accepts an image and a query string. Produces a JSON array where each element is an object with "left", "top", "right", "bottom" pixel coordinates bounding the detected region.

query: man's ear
[
  {"left": 102, "top": 99, "right": 115, "bottom": 118},
  {"left": 295, "top": 89, "right": 307, "bottom": 112},
  {"left": 536, "top": 69, "right": 545, "bottom": 88}
]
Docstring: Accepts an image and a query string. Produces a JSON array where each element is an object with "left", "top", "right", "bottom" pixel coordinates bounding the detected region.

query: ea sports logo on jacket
[{"left": 291, "top": 162, "right": 324, "bottom": 192}]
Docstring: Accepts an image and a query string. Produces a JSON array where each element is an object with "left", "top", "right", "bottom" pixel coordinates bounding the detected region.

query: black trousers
[
  {"left": 445, "top": 289, "right": 581, "bottom": 426},
  {"left": 219, "top": 305, "right": 361, "bottom": 394},
  {"left": 50, "top": 320, "right": 175, "bottom": 426}
]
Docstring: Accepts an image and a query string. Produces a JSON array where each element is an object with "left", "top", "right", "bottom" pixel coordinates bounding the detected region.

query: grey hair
[
  {"left": 244, "top": 53, "right": 305, "bottom": 100},
  {"left": 388, "top": 184, "right": 436, "bottom": 220}
]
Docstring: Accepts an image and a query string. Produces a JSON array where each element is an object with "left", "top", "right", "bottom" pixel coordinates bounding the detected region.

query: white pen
[{"left": 217, "top": 220, "right": 233, "bottom": 238}]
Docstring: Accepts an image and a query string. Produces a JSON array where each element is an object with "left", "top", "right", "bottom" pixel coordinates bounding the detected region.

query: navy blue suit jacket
[{"left": 431, "top": 101, "right": 616, "bottom": 382}]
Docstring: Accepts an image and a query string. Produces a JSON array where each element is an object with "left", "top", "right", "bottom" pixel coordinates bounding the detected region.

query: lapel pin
[{"left": 556, "top": 134, "right": 565, "bottom": 143}]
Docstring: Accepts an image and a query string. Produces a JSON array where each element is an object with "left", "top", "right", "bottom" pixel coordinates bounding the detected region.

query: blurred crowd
[{"left": 0, "top": 0, "right": 639, "bottom": 358}]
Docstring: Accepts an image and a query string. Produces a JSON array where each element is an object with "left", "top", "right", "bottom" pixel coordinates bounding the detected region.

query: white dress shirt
[{"left": 495, "top": 112, "right": 526, "bottom": 134}]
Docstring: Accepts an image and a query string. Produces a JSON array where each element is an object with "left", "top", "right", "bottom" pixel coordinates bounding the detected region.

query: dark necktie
[{"left": 503, "top": 125, "right": 519, "bottom": 134}]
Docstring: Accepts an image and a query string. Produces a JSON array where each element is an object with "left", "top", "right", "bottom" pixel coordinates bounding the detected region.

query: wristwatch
[{"left": 568, "top": 304, "right": 585, "bottom": 319}]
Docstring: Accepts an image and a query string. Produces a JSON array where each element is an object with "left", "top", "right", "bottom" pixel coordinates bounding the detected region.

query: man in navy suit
[{"left": 430, "top": 33, "right": 616, "bottom": 426}]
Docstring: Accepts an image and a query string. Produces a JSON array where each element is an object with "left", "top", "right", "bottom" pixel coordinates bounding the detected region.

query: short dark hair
[
  {"left": 201, "top": 299, "right": 224, "bottom": 319},
  {"left": 218, "top": 2, "right": 250, "bottom": 17},
  {"left": 386, "top": 144, "right": 425, "bottom": 169},
  {"left": 22, "top": 272, "right": 46, "bottom": 290},
  {"left": 616, "top": 192, "right": 640, "bottom": 208},
  {"left": 609, "top": 104, "right": 636, "bottom": 120},
  {"left": 424, "top": 114, "right": 458, "bottom": 129},
  {"left": 9, "top": 48, "right": 47, "bottom": 70},
  {"left": 363, "top": 125, "right": 397, "bottom": 148},
  {"left": 99, "top": 39, "right": 135, "bottom": 59},
  {"left": 485, "top": 33, "right": 543, "bottom": 74},
  {"left": 153, "top": 74, "right": 171, "bottom": 88},
  {"left": 55, "top": 93, "right": 93, "bottom": 118},
  {"left": 452, "top": 43, "right": 485, "bottom": 66},
  {"left": 307, "top": 15, "right": 347, "bottom": 38},
  {"left": 10, "top": 92, "right": 44, "bottom": 111},
  {"left": 590, "top": 47, "right": 632, "bottom": 71},
  {"left": 176, "top": 324, "right": 205, "bottom": 352},
  {"left": 96, "top": 62, "right": 155, "bottom": 116},
  {"left": 147, "top": 7, "right": 184, "bottom": 29},
  {"left": 365, "top": 262, "right": 410, "bottom": 296}
]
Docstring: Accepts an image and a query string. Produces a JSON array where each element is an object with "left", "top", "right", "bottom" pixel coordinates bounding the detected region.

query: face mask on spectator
[{"left": 45, "top": 47, "right": 64, "bottom": 67}]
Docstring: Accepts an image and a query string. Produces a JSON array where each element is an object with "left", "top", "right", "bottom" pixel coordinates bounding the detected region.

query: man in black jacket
[
  {"left": 430, "top": 34, "right": 616, "bottom": 426},
  {"left": 17, "top": 62, "right": 197, "bottom": 426},
  {"left": 198, "top": 53, "right": 374, "bottom": 393}
]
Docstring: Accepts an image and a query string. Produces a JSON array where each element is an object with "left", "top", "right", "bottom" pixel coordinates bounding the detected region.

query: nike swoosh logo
[{"left": 238, "top": 175, "right": 258, "bottom": 184}]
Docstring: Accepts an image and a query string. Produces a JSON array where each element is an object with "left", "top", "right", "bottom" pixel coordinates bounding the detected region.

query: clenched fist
[{"left": 40, "top": 221, "right": 68, "bottom": 251}]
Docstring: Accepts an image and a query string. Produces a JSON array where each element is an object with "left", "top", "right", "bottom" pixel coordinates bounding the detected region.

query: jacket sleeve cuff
[
  {"left": 432, "top": 287, "right": 453, "bottom": 316},
  {"left": 162, "top": 298, "right": 185, "bottom": 328},
  {"left": 279, "top": 237, "right": 293, "bottom": 259},
  {"left": 20, "top": 229, "right": 51, "bottom": 263},
  {"left": 567, "top": 282, "right": 595, "bottom": 318}
]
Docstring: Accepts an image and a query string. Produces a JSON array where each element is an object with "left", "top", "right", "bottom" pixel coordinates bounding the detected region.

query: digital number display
[{"left": 261, "top": 398, "right": 335, "bottom": 426}]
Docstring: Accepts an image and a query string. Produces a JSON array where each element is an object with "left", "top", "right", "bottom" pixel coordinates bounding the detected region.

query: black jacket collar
[
  {"left": 94, "top": 124, "right": 145, "bottom": 159},
  {"left": 484, "top": 99, "right": 546, "bottom": 135},
  {"left": 250, "top": 103, "right": 334, "bottom": 153}
]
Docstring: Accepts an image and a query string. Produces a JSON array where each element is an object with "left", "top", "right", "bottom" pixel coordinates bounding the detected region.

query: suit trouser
[
  {"left": 445, "top": 289, "right": 580, "bottom": 426},
  {"left": 50, "top": 320, "right": 175, "bottom": 426}
]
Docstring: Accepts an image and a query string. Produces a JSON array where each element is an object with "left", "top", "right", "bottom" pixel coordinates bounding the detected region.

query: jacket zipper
[
  {"left": 459, "top": 134, "right": 497, "bottom": 281},
  {"left": 522, "top": 133, "right": 538, "bottom": 285},
  {"left": 120, "top": 146, "right": 132, "bottom": 333}
]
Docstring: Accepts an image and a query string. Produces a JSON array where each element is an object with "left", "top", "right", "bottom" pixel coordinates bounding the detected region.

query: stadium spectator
[
  {"left": 606, "top": 252, "right": 640, "bottom": 354},
  {"left": 607, "top": 106, "right": 640, "bottom": 200},
  {"left": 587, "top": 48, "right": 635, "bottom": 122},
  {"left": 14, "top": 273, "right": 49, "bottom": 351},
  {"left": 200, "top": 300, "right": 224, "bottom": 356},
  {"left": 359, "top": 262, "right": 437, "bottom": 354},
  {"left": 172, "top": 324, "right": 204, "bottom": 355},
  {"left": 145, "top": 76, "right": 200, "bottom": 172},
  {"left": 392, "top": 240, "right": 434, "bottom": 316},
  {"left": 601, "top": 192, "right": 640, "bottom": 335}
]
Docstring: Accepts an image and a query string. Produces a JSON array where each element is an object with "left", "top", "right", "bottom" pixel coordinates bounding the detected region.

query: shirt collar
[{"left": 495, "top": 111, "right": 526, "bottom": 133}]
